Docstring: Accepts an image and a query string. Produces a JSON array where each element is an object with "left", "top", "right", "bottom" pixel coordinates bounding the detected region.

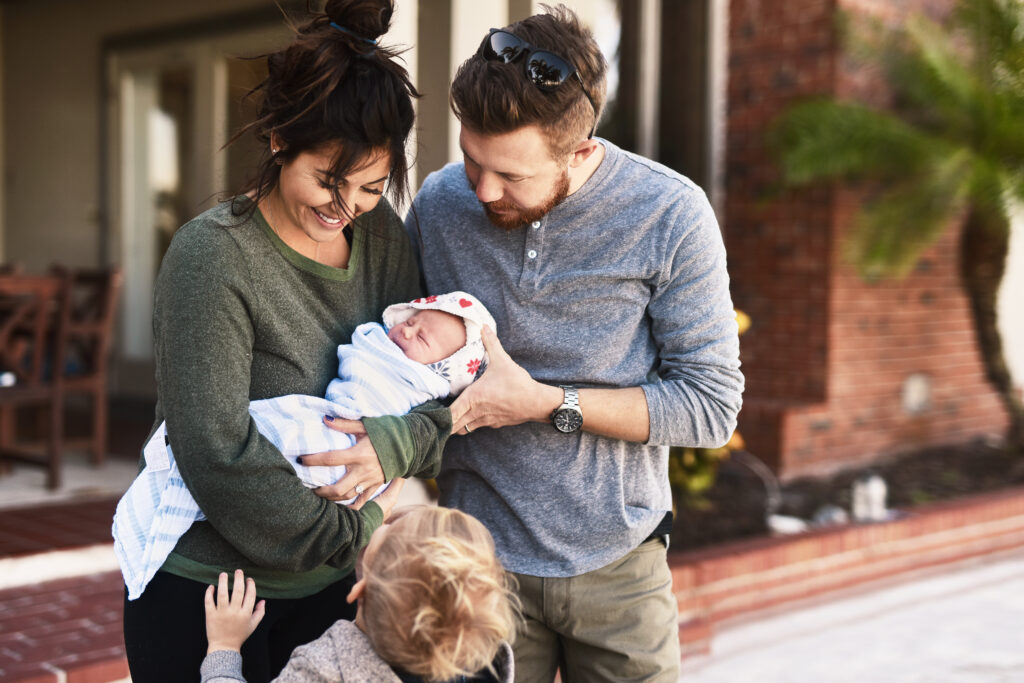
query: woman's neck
[{"left": 261, "top": 191, "right": 351, "bottom": 268}]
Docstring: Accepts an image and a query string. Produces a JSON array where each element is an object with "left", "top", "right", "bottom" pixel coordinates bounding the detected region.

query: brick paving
[
  {"left": 0, "top": 498, "right": 127, "bottom": 682},
  {"left": 0, "top": 498, "right": 118, "bottom": 559},
  {"left": 0, "top": 570, "right": 127, "bottom": 683},
  {"left": 0, "top": 406, "right": 148, "bottom": 680}
]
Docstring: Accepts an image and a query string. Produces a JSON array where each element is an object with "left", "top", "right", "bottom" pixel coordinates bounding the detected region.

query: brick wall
[
  {"left": 725, "top": 0, "right": 1008, "bottom": 477},
  {"left": 725, "top": 0, "right": 836, "bottom": 411}
]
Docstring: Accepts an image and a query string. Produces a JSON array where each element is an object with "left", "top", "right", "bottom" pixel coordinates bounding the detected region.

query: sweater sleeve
[
  {"left": 363, "top": 400, "right": 452, "bottom": 481},
  {"left": 642, "top": 191, "right": 745, "bottom": 448},
  {"left": 200, "top": 650, "right": 246, "bottom": 682},
  {"left": 154, "top": 223, "right": 378, "bottom": 573},
  {"left": 362, "top": 209, "right": 451, "bottom": 482}
]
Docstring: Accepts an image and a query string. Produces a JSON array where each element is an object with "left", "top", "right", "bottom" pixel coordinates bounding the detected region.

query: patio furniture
[
  {"left": 53, "top": 265, "right": 123, "bottom": 465},
  {"left": 0, "top": 272, "right": 72, "bottom": 489}
]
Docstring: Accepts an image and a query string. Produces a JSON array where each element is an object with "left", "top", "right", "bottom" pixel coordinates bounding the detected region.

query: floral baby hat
[{"left": 382, "top": 291, "right": 497, "bottom": 395}]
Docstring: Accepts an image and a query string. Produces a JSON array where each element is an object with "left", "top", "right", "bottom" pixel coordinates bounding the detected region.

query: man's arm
[
  {"left": 449, "top": 327, "right": 651, "bottom": 442},
  {"left": 450, "top": 190, "right": 742, "bottom": 448}
]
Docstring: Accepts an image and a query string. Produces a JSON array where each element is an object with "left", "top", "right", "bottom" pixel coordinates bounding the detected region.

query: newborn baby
[{"left": 114, "top": 291, "right": 496, "bottom": 600}]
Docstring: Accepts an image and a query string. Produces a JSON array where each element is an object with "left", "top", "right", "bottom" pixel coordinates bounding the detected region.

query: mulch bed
[{"left": 670, "top": 438, "right": 1024, "bottom": 550}]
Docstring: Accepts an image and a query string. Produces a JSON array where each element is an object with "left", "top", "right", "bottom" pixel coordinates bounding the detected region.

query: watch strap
[{"left": 558, "top": 385, "right": 579, "bottom": 411}]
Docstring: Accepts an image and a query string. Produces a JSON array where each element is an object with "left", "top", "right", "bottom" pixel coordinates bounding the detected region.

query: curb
[{"left": 668, "top": 485, "right": 1024, "bottom": 658}]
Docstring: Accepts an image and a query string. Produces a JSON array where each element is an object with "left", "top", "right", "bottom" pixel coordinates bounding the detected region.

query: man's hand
[
  {"left": 450, "top": 326, "right": 562, "bottom": 435},
  {"left": 305, "top": 418, "right": 385, "bottom": 506},
  {"left": 204, "top": 570, "right": 265, "bottom": 654}
]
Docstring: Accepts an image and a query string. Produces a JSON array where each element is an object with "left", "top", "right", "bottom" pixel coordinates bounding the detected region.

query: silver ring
[
  {"left": 465, "top": 424, "right": 474, "bottom": 434},
  {"left": 355, "top": 484, "right": 366, "bottom": 495}
]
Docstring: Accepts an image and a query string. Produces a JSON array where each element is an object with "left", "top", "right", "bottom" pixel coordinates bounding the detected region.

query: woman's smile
[{"left": 312, "top": 206, "right": 345, "bottom": 228}]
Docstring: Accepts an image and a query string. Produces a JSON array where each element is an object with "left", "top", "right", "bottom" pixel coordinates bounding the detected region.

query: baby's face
[{"left": 388, "top": 309, "right": 467, "bottom": 364}]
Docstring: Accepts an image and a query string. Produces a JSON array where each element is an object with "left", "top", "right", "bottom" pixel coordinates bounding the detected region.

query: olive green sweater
[{"left": 150, "top": 197, "right": 450, "bottom": 598}]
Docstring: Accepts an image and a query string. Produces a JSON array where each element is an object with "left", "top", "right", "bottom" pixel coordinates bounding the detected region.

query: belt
[{"left": 643, "top": 511, "right": 674, "bottom": 548}]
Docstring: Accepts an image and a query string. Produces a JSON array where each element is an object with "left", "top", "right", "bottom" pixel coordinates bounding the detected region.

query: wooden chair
[
  {"left": 52, "top": 265, "right": 123, "bottom": 466},
  {"left": 0, "top": 272, "right": 72, "bottom": 489}
]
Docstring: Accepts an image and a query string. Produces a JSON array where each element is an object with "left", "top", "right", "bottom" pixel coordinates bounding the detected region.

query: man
[{"left": 405, "top": 6, "right": 743, "bottom": 681}]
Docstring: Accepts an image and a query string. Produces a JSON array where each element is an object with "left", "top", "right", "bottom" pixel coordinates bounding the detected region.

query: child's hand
[
  {"left": 374, "top": 477, "right": 406, "bottom": 520},
  {"left": 204, "top": 570, "right": 266, "bottom": 654}
]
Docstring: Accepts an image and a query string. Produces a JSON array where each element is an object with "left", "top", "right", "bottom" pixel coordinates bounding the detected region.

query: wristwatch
[{"left": 552, "top": 385, "right": 583, "bottom": 433}]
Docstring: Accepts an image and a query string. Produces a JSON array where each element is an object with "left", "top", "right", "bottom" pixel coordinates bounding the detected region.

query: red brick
[
  {"left": 64, "top": 656, "right": 130, "bottom": 683},
  {"left": 0, "top": 662, "right": 59, "bottom": 683}
]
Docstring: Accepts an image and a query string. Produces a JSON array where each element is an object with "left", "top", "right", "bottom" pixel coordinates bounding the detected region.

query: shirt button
[
  {"left": 531, "top": 221, "right": 541, "bottom": 229},
  {"left": 527, "top": 249, "right": 538, "bottom": 259}
]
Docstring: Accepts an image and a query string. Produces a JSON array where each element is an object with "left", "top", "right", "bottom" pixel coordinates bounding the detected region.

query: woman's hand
[
  {"left": 305, "top": 417, "right": 386, "bottom": 506},
  {"left": 450, "top": 326, "right": 563, "bottom": 435},
  {"left": 204, "top": 570, "right": 265, "bottom": 654}
]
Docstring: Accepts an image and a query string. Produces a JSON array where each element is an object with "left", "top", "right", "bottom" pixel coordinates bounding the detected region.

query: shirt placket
[{"left": 520, "top": 219, "right": 544, "bottom": 288}]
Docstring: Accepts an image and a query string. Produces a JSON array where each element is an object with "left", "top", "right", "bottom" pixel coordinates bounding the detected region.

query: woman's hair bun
[{"left": 324, "top": 0, "right": 393, "bottom": 43}]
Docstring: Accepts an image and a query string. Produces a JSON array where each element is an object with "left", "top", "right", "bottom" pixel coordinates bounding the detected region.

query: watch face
[{"left": 554, "top": 408, "right": 583, "bottom": 433}]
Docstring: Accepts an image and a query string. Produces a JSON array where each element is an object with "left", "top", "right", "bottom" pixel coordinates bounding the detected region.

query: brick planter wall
[{"left": 669, "top": 486, "right": 1024, "bottom": 658}]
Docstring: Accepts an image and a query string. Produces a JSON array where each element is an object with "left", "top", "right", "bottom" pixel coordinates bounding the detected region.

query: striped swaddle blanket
[{"left": 113, "top": 322, "right": 451, "bottom": 600}]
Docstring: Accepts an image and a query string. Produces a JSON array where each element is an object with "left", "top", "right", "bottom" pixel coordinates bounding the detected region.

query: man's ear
[
  {"left": 568, "top": 138, "right": 602, "bottom": 169},
  {"left": 347, "top": 577, "right": 366, "bottom": 604}
]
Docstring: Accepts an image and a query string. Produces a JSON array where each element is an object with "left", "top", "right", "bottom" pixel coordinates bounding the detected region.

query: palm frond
[
  {"left": 772, "top": 100, "right": 934, "bottom": 184},
  {"left": 895, "top": 14, "right": 975, "bottom": 113},
  {"left": 774, "top": 0, "right": 1024, "bottom": 279},
  {"left": 847, "top": 149, "right": 972, "bottom": 278},
  {"left": 955, "top": 0, "right": 1024, "bottom": 76}
]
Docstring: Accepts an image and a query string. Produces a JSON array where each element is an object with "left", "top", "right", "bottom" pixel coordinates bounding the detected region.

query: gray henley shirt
[{"left": 406, "top": 139, "right": 744, "bottom": 577}]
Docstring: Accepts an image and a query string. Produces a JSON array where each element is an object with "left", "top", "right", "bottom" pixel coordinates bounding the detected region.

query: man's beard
[{"left": 478, "top": 170, "right": 571, "bottom": 231}]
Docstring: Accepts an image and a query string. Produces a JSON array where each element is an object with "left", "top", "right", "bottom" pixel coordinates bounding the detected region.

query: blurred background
[
  {"left": 0, "top": 0, "right": 721, "bottom": 404},
  {"left": 1, "top": 0, "right": 1020, "bottom": 481}
]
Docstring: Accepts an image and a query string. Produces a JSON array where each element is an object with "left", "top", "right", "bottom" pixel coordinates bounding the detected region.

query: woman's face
[{"left": 272, "top": 141, "right": 391, "bottom": 245}]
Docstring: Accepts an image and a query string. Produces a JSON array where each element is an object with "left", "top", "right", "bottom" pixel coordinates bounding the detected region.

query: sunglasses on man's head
[{"left": 478, "top": 28, "right": 599, "bottom": 139}]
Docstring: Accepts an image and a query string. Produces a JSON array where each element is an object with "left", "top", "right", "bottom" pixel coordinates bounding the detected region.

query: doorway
[{"left": 105, "top": 25, "right": 286, "bottom": 397}]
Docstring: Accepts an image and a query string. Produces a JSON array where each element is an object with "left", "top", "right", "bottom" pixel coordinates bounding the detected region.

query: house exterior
[
  {"left": 0, "top": 0, "right": 1019, "bottom": 478},
  {"left": 724, "top": 0, "right": 1021, "bottom": 476}
]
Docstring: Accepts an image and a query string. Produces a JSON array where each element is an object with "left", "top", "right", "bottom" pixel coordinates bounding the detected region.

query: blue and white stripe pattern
[{"left": 113, "top": 322, "right": 451, "bottom": 600}]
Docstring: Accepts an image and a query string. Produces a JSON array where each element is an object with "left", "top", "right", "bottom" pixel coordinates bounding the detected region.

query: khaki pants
[{"left": 510, "top": 539, "right": 680, "bottom": 683}]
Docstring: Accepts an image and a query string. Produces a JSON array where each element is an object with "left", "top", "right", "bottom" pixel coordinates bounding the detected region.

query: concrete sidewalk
[{"left": 680, "top": 549, "right": 1024, "bottom": 682}]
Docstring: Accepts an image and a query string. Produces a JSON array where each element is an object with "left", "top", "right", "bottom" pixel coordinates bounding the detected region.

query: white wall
[
  {"left": 448, "top": 0, "right": 509, "bottom": 162},
  {"left": 390, "top": 0, "right": 419, "bottom": 193},
  {"left": 998, "top": 204, "right": 1024, "bottom": 394},
  {"left": 2, "top": 0, "right": 270, "bottom": 271}
]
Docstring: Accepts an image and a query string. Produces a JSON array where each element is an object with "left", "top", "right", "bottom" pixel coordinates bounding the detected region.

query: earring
[{"left": 272, "top": 148, "right": 279, "bottom": 154}]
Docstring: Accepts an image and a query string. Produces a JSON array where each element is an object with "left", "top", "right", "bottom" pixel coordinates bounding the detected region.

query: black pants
[{"left": 124, "top": 570, "right": 357, "bottom": 683}]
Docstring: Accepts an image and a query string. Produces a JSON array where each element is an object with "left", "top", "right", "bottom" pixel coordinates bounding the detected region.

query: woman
[{"left": 122, "top": 2, "right": 450, "bottom": 681}]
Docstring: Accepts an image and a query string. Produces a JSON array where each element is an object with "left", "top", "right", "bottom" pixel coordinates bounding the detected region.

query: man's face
[{"left": 460, "top": 125, "right": 570, "bottom": 230}]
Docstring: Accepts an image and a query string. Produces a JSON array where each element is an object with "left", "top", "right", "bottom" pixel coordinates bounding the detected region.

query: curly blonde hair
[{"left": 361, "top": 506, "right": 519, "bottom": 681}]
